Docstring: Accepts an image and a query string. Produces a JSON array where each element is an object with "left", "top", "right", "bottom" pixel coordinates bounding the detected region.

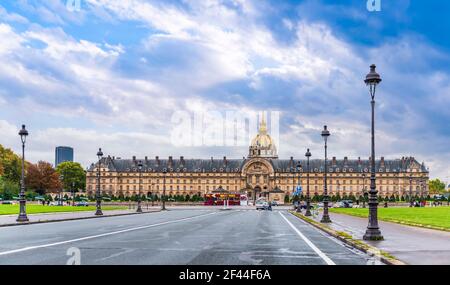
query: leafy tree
[
  {"left": 0, "top": 177, "right": 20, "bottom": 200},
  {"left": 428, "top": 179, "right": 446, "bottom": 194},
  {"left": 0, "top": 144, "right": 22, "bottom": 184},
  {"left": 56, "top": 162, "right": 86, "bottom": 192},
  {"left": 284, "top": 195, "right": 289, "bottom": 203},
  {"left": 26, "top": 161, "right": 61, "bottom": 195}
]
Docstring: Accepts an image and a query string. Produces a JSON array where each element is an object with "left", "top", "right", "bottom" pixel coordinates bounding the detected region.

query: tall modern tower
[{"left": 55, "top": 146, "right": 74, "bottom": 167}]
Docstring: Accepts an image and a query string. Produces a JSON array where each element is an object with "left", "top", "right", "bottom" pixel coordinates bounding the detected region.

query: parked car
[
  {"left": 75, "top": 201, "right": 89, "bottom": 207},
  {"left": 299, "top": 204, "right": 311, "bottom": 210},
  {"left": 341, "top": 200, "right": 354, "bottom": 208},
  {"left": 271, "top": 201, "right": 279, "bottom": 206},
  {"left": 1, "top": 200, "right": 15, "bottom": 205}
]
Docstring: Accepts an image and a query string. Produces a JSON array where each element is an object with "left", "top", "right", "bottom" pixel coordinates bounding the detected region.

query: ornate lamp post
[
  {"left": 363, "top": 64, "right": 383, "bottom": 241},
  {"left": 95, "top": 148, "right": 103, "bottom": 216},
  {"left": 305, "top": 149, "right": 312, "bottom": 216},
  {"left": 150, "top": 184, "right": 155, "bottom": 207},
  {"left": 296, "top": 162, "right": 302, "bottom": 213},
  {"left": 72, "top": 181, "right": 76, "bottom": 206},
  {"left": 136, "top": 161, "right": 143, "bottom": 213},
  {"left": 162, "top": 168, "right": 167, "bottom": 210},
  {"left": 320, "top": 125, "right": 332, "bottom": 223},
  {"left": 17, "top": 125, "right": 29, "bottom": 222},
  {"left": 409, "top": 173, "right": 413, "bottom": 207},
  {"left": 362, "top": 173, "right": 367, "bottom": 208}
]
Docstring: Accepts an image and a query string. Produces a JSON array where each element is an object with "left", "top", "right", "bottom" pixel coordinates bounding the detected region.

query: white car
[{"left": 255, "top": 200, "right": 267, "bottom": 210}]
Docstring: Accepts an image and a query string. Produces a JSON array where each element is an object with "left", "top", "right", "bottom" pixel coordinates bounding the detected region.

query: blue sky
[{"left": 0, "top": 0, "right": 449, "bottom": 180}]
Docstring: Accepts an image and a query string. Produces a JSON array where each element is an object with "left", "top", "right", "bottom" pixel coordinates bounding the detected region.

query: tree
[
  {"left": 0, "top": 144, "right": 22, "bottom": 184},
  {"left": 428, "top": 179, "right": 446, "bottom": 194},
  {"left": 0, "top": 177, "right": 19, "bottom": 200},
  {"left": 26, "top": 161, "right": 61, "bottom": 195},
  {"left": 55, "top": 162, "right": 86, "bottom": 192}
]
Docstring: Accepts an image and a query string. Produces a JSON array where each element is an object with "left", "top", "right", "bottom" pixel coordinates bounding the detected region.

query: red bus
[{"left": 204, "top": 193, "right": 242, "bottom": 206}]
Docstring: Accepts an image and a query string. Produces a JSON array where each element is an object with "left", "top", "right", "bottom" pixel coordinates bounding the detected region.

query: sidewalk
[
  {"left": 308, "top": 212, "right": 450, "bottom": 265},
  {"left": 0, "top": 208, "right": 161, "bottom": 227}
]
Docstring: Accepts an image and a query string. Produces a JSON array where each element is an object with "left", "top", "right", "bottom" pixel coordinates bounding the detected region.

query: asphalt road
[{"left": 0, "top": 209, "right": 377, "bottom": 265}]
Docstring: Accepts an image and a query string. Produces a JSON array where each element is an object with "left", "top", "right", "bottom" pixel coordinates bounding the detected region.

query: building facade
[
  {"left": 55, "top": 146, "right": 74, "bottom": 167},
  {"left": 86, "top": 117, "right": 429, "bottom": 202}
]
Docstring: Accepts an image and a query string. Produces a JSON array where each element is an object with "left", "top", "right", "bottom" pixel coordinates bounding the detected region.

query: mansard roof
[{"left": 88, "top": 156, "right": 428, "bottom": 173}]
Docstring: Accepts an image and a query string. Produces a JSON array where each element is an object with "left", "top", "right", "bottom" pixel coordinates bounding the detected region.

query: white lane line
[
  {"left": 279, "top": 212, "right": 335, "bottom": 265},
  {"left": 0, "top": 211, "right": 218, "bottom": 257}
]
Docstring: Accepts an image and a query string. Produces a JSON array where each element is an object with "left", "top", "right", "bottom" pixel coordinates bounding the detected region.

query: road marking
[
  {"left": 0, "top": 211, "right": 218, "bottom": 257},
  {"left": 279, "top": 212, "right": 336, "bottom": 265}
]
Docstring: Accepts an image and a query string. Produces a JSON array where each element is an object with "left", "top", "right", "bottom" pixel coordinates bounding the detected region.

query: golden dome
[{"left": 249, "top": 112, "right": 278, "bottom": 158}]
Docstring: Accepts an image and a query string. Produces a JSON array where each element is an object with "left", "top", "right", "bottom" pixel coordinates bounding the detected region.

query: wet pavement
[{"left": 0, "top": 209, "right": 378, "bottom": 265}]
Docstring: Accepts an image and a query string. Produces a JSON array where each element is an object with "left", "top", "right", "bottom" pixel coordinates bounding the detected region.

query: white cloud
[{"left": 0, "top": 0, "right": 449, "bottom": 181}]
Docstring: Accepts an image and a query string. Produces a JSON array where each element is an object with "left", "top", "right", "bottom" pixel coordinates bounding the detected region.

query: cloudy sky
[{"left": 0, "top": 0, "right": 449, "bottom": 180}]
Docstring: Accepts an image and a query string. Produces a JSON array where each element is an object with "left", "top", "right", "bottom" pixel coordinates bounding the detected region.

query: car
[
  {"left": 341, "top": 200, "right": 354, "bottom": 208},
  {"left": 271, "top": 201, "right": 279, "bottom": 206},
  {"left": 299, "top": 204, "right": 312, "bottom": 210},
  {"left": 75, "top": 201, "right": 89, "bottom": 207},
  {"left": 255, "top": 199, "right": 267, "bottom": 210},
  {"left": 1, "top": 200, "right": 15, "bottom": 205}
]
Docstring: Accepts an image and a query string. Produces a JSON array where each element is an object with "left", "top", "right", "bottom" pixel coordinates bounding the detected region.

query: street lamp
[
  {"left": 162, "top": 168, "right": 167, "bottom": 210},
  {"left": 320, "top": 125, "right": 331, "bottom": 223},
  {"left": 305, "top": 149, "right": 312, "bottom": 216},
  {"left": 296, "top": 162, "right": 302, "bottom": 213},
  {"left": 72, "top": 181, "right": 76, "bottom": 206},
  {"left": 362, "top": 173, "right": 367, "bottom": 208},
  {"left": 150, "top": 183, "right": 155, "bottom": 207},
  {"left": 95, "top": 148, "right": 103, "bottom": 216},
  {"left": 409, "top": 173, "right": 413, "bottom": 207},
  {"left": 17, "top": 124, "right": 29, "bottom": 222},
  {"left": 136, "top": 161, "right": 143, "bottom": 213},
  {"left": 363, "top": 64, "right": 383, "bottom": 241}
]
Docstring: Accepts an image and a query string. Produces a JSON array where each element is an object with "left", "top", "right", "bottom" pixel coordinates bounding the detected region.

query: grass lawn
[
  {"left": 330, "top": 207, "right": 450, "bottom": 231},
  {"left": 0, "top": 204, "right": 128, "bottom": 216}
]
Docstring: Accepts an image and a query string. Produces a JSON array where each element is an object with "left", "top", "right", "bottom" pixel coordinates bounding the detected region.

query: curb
[
  {"left": 288, "top": 211, "right": 406, "bottom": 265},
  {"left": 0, "top": 210, "right": 162, "bottom": 228}
]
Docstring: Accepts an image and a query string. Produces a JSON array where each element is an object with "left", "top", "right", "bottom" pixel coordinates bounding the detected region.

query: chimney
[
  {"left": 112, "top": 156, "right": 115, "bottom": 160},
  {"left": 223, "top": 156, "right": 227, "bottom": 166},
  {"left": 168, "top": 156, "right": 173, "bottom": 167},
  {"left": 145, "top": 156, "right": 148, "bottom": 162},
  {"left": 358, "top": 157, "right": 361, "bottom": 164},
  {"left": 155, "top": 156, "right": 160, "bottom": 166},
  {"left": 381, "top": 156, "right": 385, "bottom": 166},
  {"left": 211, "top": 157, "right": 214, "bottom": 162},
  {"left": 132, "top": 156, "right": 136, "bottom": 161},
  {"left": 180, "top": 156, "right": 185, "bottom": 166},
  {"left": 332, "top": 157, "right": 337, "bottom": 166},
  {"left": 344, "top": 157, "right": 348, "bottom": 165}
]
